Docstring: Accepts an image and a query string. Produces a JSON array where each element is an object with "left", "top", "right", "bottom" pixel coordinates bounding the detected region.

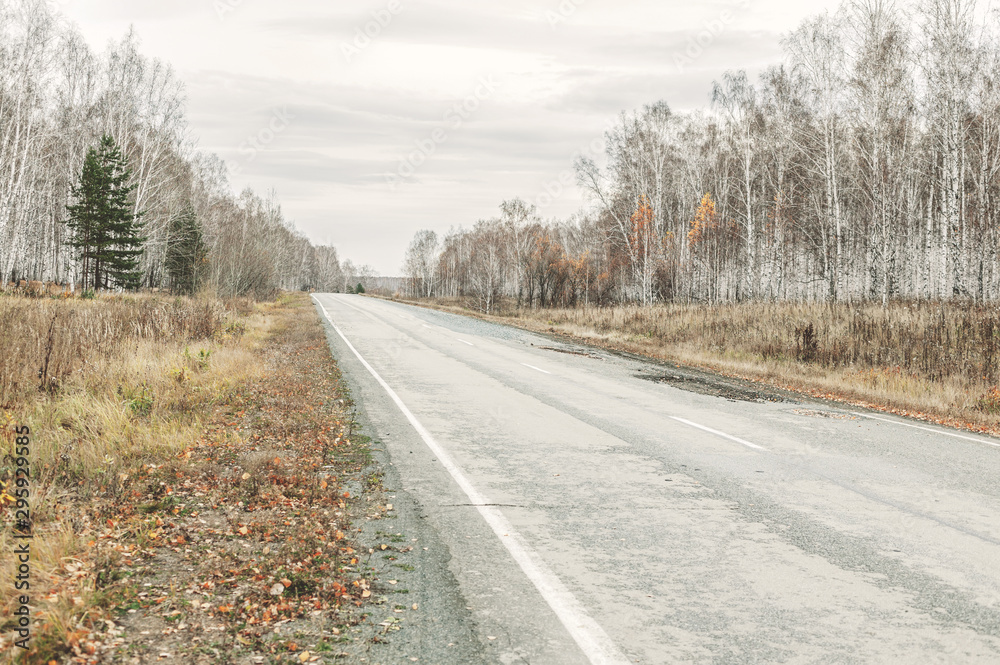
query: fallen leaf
[
  {"left": 269, "top": 583, "right": 285, "bottom": 596},
  {"left": 299, "top": 652, "right": 311, "bottom": 662}
]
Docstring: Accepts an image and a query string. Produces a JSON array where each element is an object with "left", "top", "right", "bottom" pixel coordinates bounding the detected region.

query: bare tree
[{"left": 403, "top": 229, "right": 439, "bottom": 297}]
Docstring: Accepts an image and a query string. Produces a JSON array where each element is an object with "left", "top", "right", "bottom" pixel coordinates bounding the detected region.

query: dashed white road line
[
  {"left": 850, "top": 411, "right": 1000, "bottom": 449},
  {"left": 313, "top": 297, "right": 629, "bottom": 665},
  {"left": 418, "top": 322, "right": 474, "bottom": 347},
  {"left": 670, "top": 416, "right": 768, "bottom": 452},
  {"left": 522, "top": 363, "right": 551, "bottom": 375}
]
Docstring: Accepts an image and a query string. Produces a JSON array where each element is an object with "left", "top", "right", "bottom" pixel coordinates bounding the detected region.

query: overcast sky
[{"left": 60, "top": 0, "right": 844, "bottom": 275}]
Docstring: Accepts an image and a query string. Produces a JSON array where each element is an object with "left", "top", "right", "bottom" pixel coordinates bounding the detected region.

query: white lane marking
[
  {"left": 522, "top": 363, "right": 551, "bottom": 375},
  {"left": 313, "top": 297, "right": 629, "bottom": 665},
  {"left": 670, "top": 417, "right": 768, "bottom": 452},
  {"left": 456, "top": 338, "right": 474, "bottom": 346},
  {"left": 850, "top": 411, "right": 1000, "bottom": 449},
  {"left": 422, "top": 324, "right": 433, "bottom": 329}
]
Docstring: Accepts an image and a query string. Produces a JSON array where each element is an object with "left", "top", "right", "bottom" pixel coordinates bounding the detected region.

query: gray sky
[{"left": 61, "top": 0, "right": 842, "bottom": 275}]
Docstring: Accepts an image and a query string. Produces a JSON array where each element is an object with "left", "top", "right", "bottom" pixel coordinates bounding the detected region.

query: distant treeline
[
  {"left": 407, "top": 0, "right": 1000, "bottom": 310},
  {"left": 0, "top": 0, "right": 354, "bottom": 297}
]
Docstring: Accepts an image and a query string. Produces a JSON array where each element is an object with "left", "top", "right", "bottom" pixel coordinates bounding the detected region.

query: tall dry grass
[{"left": 0, "top": 292, "right": 265, "bottom": 661}]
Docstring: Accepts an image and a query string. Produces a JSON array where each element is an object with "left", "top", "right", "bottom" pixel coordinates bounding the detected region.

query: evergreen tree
[
  {"left": 165, "top": 204, "right": 207, "bottom": 295},
  {"left": 65, "top": 135, "right": 145, "bottom": 291}
]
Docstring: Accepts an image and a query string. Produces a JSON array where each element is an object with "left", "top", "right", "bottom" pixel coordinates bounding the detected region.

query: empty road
[{"left": 313, "top": 293, "right": 1000, "bottom": 664}]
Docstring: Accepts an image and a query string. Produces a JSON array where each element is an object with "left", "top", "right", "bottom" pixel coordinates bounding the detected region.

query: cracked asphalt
[{"left": 315, "top": 293, "right": 1000, "bottom": 665}]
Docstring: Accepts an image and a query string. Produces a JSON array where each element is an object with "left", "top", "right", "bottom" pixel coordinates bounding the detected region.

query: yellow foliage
[{"left": 688, "top": 192, "right": 717, "bottom": 245}]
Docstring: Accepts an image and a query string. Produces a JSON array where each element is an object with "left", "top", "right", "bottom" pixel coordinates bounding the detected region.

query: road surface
[{"left": 313, "top": 293, "right": 1000, "bottom": 664}]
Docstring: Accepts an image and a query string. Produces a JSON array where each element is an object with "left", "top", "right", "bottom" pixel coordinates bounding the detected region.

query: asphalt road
[{"left": 313, "top": 293, "right": 1000, "bottom": 665}]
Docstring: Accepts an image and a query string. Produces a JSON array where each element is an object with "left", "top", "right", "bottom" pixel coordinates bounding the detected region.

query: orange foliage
[
  {"left": 688, "top": 192, "right": 717, "bottom": 246},
  {"left": 629, "top": 195, "right": 655, "bottom": 255}
]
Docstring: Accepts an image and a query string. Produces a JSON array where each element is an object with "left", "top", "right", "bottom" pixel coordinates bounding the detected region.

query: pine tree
[
  {"left": 65, "top": 148, "right": 104, "bottom": 291},
  {"left": 65, "top": 135, "right": 145, "bottom": 291},
  {"left": 165, "top": 204, "right": 207, "bottom": 295}
]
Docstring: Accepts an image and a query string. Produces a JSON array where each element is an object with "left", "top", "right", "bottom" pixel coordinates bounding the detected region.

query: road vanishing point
[{"left": 313, "top": 293, "right": 1000, "bottom": 664}]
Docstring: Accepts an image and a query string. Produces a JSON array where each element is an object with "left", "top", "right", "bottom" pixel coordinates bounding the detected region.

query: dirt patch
[
  {"left": 536, "top": 345, "right": 603, "bottom": 360},
  {"left": 638, "top": 371, "right": 793, "bottom": 404}
]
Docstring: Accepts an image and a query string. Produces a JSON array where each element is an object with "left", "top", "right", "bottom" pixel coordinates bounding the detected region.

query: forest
[
  {"left": 406, "top": 0, "right": 1000, "bottom": 310},
  {"left": 0, "top": 0, "right": 349, "bottom": 297}
]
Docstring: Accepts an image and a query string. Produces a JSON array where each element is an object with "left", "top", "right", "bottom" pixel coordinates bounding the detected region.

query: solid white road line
[
  {"left": 456, "top": 338, "right": 475, "bottom": 346},
  {"left": 850, "top": 411, "right": 1000, "bottom": 449},
  {"left": 313, "top": 297, "right": 630, "bottom": 665},
  {"left": 670, "top": 416, "right": 768, "bottom": 452},
  {"left": 522, "top": 363, "right": 551, "bottom": 375}
]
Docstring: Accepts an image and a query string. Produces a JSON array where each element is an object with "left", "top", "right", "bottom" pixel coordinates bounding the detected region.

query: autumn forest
[{"left": 406, "top": 0, "right": 1000, "bottom": 310}]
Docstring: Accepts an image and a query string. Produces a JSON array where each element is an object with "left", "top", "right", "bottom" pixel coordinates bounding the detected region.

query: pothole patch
[
  {"left": 638, "top": 373, "right": 792, "bottom": 403},
  {"left": 791, "top": 408, "right": 858, "bottom": 420},
  {"left": 538, "top": 345, "right": 603, "bottom": 360}
]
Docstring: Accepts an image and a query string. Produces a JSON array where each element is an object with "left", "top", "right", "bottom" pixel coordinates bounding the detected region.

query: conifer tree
[
  {"left": 165, "top": 204, "right": 207, "bottom": 295},
  {"left": 65, "top": 135, "right": 145, "bottom": 291}
]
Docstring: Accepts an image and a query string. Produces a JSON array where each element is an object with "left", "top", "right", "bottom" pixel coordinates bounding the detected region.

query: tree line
[
  {"left": 406, "top": 0, "right": 1000, "bottom": 309},
  {"left": 0, "top": 0, "right": 350, "bottom": 297}
]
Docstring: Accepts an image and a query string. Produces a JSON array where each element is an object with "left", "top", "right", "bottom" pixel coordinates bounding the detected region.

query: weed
[
  {"left": 978, "top": 386, "right": 1000, "bottom": 414},
  {"left": 119, "top": 384, "right": 154, "bottom": 417}
]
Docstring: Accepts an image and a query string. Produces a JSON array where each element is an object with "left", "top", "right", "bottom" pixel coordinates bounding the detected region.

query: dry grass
[
  {"left": 0, "top": 294, "right": 257, "bottom": 484},
  {"left": 0, "top": 292, "right": 376, "bottom": 664},
  {"left": 404, "top": 297, "right": 1000, "bottom": 435},
  {"left": 0, "top": 292, "right": 261, "bottom": 662}
]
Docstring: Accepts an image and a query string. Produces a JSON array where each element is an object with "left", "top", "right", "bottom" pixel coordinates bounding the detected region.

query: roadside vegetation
[
  {"left": 0, "top": 292, "right": 378, "bottom": 663},
  {"left": 393, "top": 296, "right": 1000, "bottom": 436}
]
